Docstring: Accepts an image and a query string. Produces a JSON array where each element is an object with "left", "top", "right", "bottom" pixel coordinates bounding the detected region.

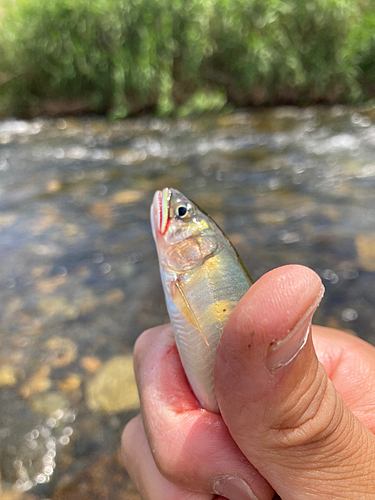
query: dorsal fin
[{"left": 171, "top": 278, "right": 209, "bottom": 346}]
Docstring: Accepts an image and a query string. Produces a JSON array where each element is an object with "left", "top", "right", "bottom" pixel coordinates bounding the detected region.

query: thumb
[{"left": 215, "top": 265, "right": 375, "bottom": 500}]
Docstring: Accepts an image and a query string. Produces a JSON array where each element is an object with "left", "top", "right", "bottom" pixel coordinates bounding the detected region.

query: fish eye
[{"left": 175, "top": 204, "right": 191, "bottom": 219}]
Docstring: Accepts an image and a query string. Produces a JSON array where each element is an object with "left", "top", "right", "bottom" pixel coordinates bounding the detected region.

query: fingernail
[
  {"left": 266, "top": 284, "right": 324, "bottom": 372},
  {"left": 213, "top": 476, "right": 259, "bottom": 500}
]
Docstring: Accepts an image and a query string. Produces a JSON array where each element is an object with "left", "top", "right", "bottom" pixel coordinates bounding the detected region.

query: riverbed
[{"left": 1, "top": 106, "right": 375, "bottom": 498}]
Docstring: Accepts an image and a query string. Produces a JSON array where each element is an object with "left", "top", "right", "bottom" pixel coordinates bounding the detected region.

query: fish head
[{"left": 151, "top": 188, "right": 219, "bottom": 272}]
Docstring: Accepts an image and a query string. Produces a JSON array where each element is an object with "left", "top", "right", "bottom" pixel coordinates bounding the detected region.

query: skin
[{"left": 122, "top": 265, "right": 375, "bottom": 499}]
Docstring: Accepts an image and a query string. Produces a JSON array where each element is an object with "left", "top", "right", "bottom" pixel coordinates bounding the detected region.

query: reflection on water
[{"left": 1, "top": 107, "right": 375, "bottom": 498}]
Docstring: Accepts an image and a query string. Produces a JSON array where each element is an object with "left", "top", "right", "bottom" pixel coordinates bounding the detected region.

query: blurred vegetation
[{"left": 0, "top": 0, "right": 374, "bottom": 118}]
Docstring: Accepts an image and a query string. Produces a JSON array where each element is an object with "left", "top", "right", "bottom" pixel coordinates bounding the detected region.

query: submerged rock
[
  {"left": 0, "top": 364, "right": 18, "bottom": 387},
  {"left": 1, "top": 108, "right": 375, "bottom": 498},
  {"left": 36, "top": 275, "right": 67, "bottom": 294},
  {"left": 0, "top": 492, "right": 43, "bottom": 500},
  {"left": 86, "top": 356, "right": 139, "bottom": 413},
  {"left": 30, "top": 392, "right": 69, "bottom": 416},
  {"left": 58, "top": 375, "right": 82, "bottom": 393},
  {"left": 44, "top": 338, "right": 78, "bottom": 368},
  {"left": 80, "top": 357, "right": 102, "bottom": 374},
  {"left": 39, "top": 298, "right": 78, "bottom": 321},
  {"left": 52, "top": 452, "right": 141, "bottom": 500},
  {"left": 356, "top": 234, "right": 375, "bottom": 272},
  {"left": 111, "top": 189, "right": 144, "bottom": 205},
  {"left": 19, "top": 367, "right": 52, "bottom": 398}
]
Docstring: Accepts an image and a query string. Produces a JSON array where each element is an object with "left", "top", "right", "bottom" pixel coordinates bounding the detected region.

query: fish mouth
[{"left": 151, "top": 188, "right": 171, "bottom": 238}]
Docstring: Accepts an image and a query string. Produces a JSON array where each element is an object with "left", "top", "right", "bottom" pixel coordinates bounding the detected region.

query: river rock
[
  {"left": 80, "top": 357, "right": 102, "bottom": 373},
  {"left": 52, "top": 452, "right": 141, "bottom": 500},
  {"left": 0, "top": 492, "right": 42, "bottom": 500},
  {"left": 111, "top": 189, "right": 144, "bottom": 204},
  {"left": 0, "top": 364, "right": 18, "bottom": 387},
  {"left": 58, "top": 374, "right": 82, "bottom": 393},
  {"left": 89, "top": 201, "right": 114, "bottom": 223},
  {"left": 356, "top": 234, "right": 375, "bottom": 272},
  {"left": 44, "top": 337, "right": 78, "bottom": 368},
  {"left": 46, "top": 179, "right": 62, "bottom": 192},
  {"left": 103, "top": 288, "right": 124, "bottom": 305},
  {"left": 19, "top": 366, "right": 51, "bottom": 398},
  {"left": 36, "top": 275, "right": 67, "bottom": 294},
  {"left": 30, "top": 391, "right": 69, "bottom": 416},
  {"left": 0, "top": 213, "right": 17, "bottom": 229},
  {"left": 39, "top": 297, "right": 78, "bottom": 320},
  {"left": 86, "top": 356, "right": 139, "bottom": 413}
]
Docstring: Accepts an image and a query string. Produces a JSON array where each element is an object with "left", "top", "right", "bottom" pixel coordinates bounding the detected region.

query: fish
[{"left": 151, "top": 187, "right": 252, "bottom": 413}]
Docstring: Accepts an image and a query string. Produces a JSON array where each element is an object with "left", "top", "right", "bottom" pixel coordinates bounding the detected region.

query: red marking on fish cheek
[
  {"left": 158, "top": 191, "right": 163, "bottom": 234},
  {"left": 161, "top": 216, "right": 170, "bottom": 236}
]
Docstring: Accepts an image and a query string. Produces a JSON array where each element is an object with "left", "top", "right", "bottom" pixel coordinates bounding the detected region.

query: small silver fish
[{"left": 151, "top": 188, "right": 252, "bottom": 413}]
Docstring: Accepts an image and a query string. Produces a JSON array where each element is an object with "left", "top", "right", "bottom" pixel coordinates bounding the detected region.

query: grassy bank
[{"left": 0, "top": 0, "right": 374, "bottom": 119}]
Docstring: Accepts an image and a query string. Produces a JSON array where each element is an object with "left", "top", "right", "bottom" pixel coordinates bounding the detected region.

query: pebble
[
  {"left": 31, "top": 212, "right": 60, "bottom": 236},
  {"left": 19, "top": 366, "right": 51, "bottom": 398},
  {"left": 52, "top": 452, "right": 141, "bottom": 500},
  {"left": 75, "top": 291, "right": 99, "bottom": 314},
  {"left": 356, "top": 234, "right": 375, "bottom": 272},
  {"left": 30, "top": 391, "right": 69, "bottom": 416},
  {"left": 225, "top": 233, "right": 246, "bottom": 248},
  {"left": 256, "top": 212, "right": 286, "bottom": 226},
  {"left": 115, "top": 150, "right": 147, "bottom": 165},
  {"left": 80, "top": 357, "right": 102, "bottom": 373},
  {"left": 64, "top": 224, "right": 80, "bottom": 238},
  {"left": 86, "top": 356, "right": 139, "bottom": 413},
  {"left": 46, "top": 180, "right": 62, "bottom": 192},
  {"left": 58, "top": 374, "right": 82, "bottom": 393},
  {"left": 0, "top": 492, "right": 42, "bottom": 500},
  {"left": 4, "top": 298, "right": 22, "bottom": 321},
  {"left": 0, "top": 364, "right": 18, "bottom": 387},
  {"left": 39, "top": 297, "right": 78, "bottom": 320},
  {"left": 36, "top": 275, "right": 67, "bottom": 294},
  {"left": 322, "top": 206, "right": 341, "bottom": 221},
  {"left": 103, "top": 289, "right": 124, "bottom": 305},
  {"left": 29, "top": 265, "right": 52, "bottom": 279},
  {"left": 89, "top": 201, "right": 114, "bottom": 223},
  {"left": 0, "top": 213, "right": 17, "bottom": 229},
  {"left": 45, "top": 337, "right": 78, "bottom": 368},
  {"left": 111, "top": 189, "right": 144, "bottom": 204}
]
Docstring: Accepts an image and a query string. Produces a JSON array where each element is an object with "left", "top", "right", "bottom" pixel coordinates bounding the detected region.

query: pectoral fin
[{"left": 171, "top": 278, "right": 209, "bottom": 346}]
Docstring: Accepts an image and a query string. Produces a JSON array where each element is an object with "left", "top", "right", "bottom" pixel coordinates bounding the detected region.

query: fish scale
[
  {"left": 167, "top": 298, "right": 218, "bottom": 411},
  {"left": 151, "top": 188, "right": 252, "bottom": 413}
]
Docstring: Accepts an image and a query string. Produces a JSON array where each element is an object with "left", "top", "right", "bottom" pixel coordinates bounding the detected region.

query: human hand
[{"left": 122, "top": 265, "right": 375, "bottom": 499}]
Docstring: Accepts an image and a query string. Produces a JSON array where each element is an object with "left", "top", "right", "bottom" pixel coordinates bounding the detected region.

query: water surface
[{"left": 1, "top": 106, "right": 375, "bottom": 498}]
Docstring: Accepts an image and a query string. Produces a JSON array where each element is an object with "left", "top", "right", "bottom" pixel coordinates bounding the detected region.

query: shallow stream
[{"left": 1, "top": 106, "right": 375, "bottom": 498}]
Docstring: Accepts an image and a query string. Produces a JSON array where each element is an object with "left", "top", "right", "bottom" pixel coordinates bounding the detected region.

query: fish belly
[
  {"left": 163, "top": 249, "right": 251, "bottom": 413},
  {"left": 166, "top": 295, "right": 220, "bottom": 413}
]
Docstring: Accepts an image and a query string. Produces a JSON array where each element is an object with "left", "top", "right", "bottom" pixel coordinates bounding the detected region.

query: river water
[{"left": 1, "top": 107, "right": 375, "bottom": 498}]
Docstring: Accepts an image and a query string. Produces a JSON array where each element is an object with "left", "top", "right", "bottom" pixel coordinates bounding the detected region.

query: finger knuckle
[
  {"left": 121, "top": 413, "right": 178, "bottom": 483},
  {"left": 151, "top": 437, "right": 184, "bottom": 485},
  {"left": 121, "top": 416, "right": 140, "bottom": 467},
  {"left": 133, "top": 328, "right": 153, "bottom": 368},
  {"left": 273, "top": 365, "right": 346, "bottom": 451}
]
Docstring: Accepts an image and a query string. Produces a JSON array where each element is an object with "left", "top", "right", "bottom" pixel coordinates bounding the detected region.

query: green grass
[{"left": 0, "top": 0, "right": 374, "bottom": 118}]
